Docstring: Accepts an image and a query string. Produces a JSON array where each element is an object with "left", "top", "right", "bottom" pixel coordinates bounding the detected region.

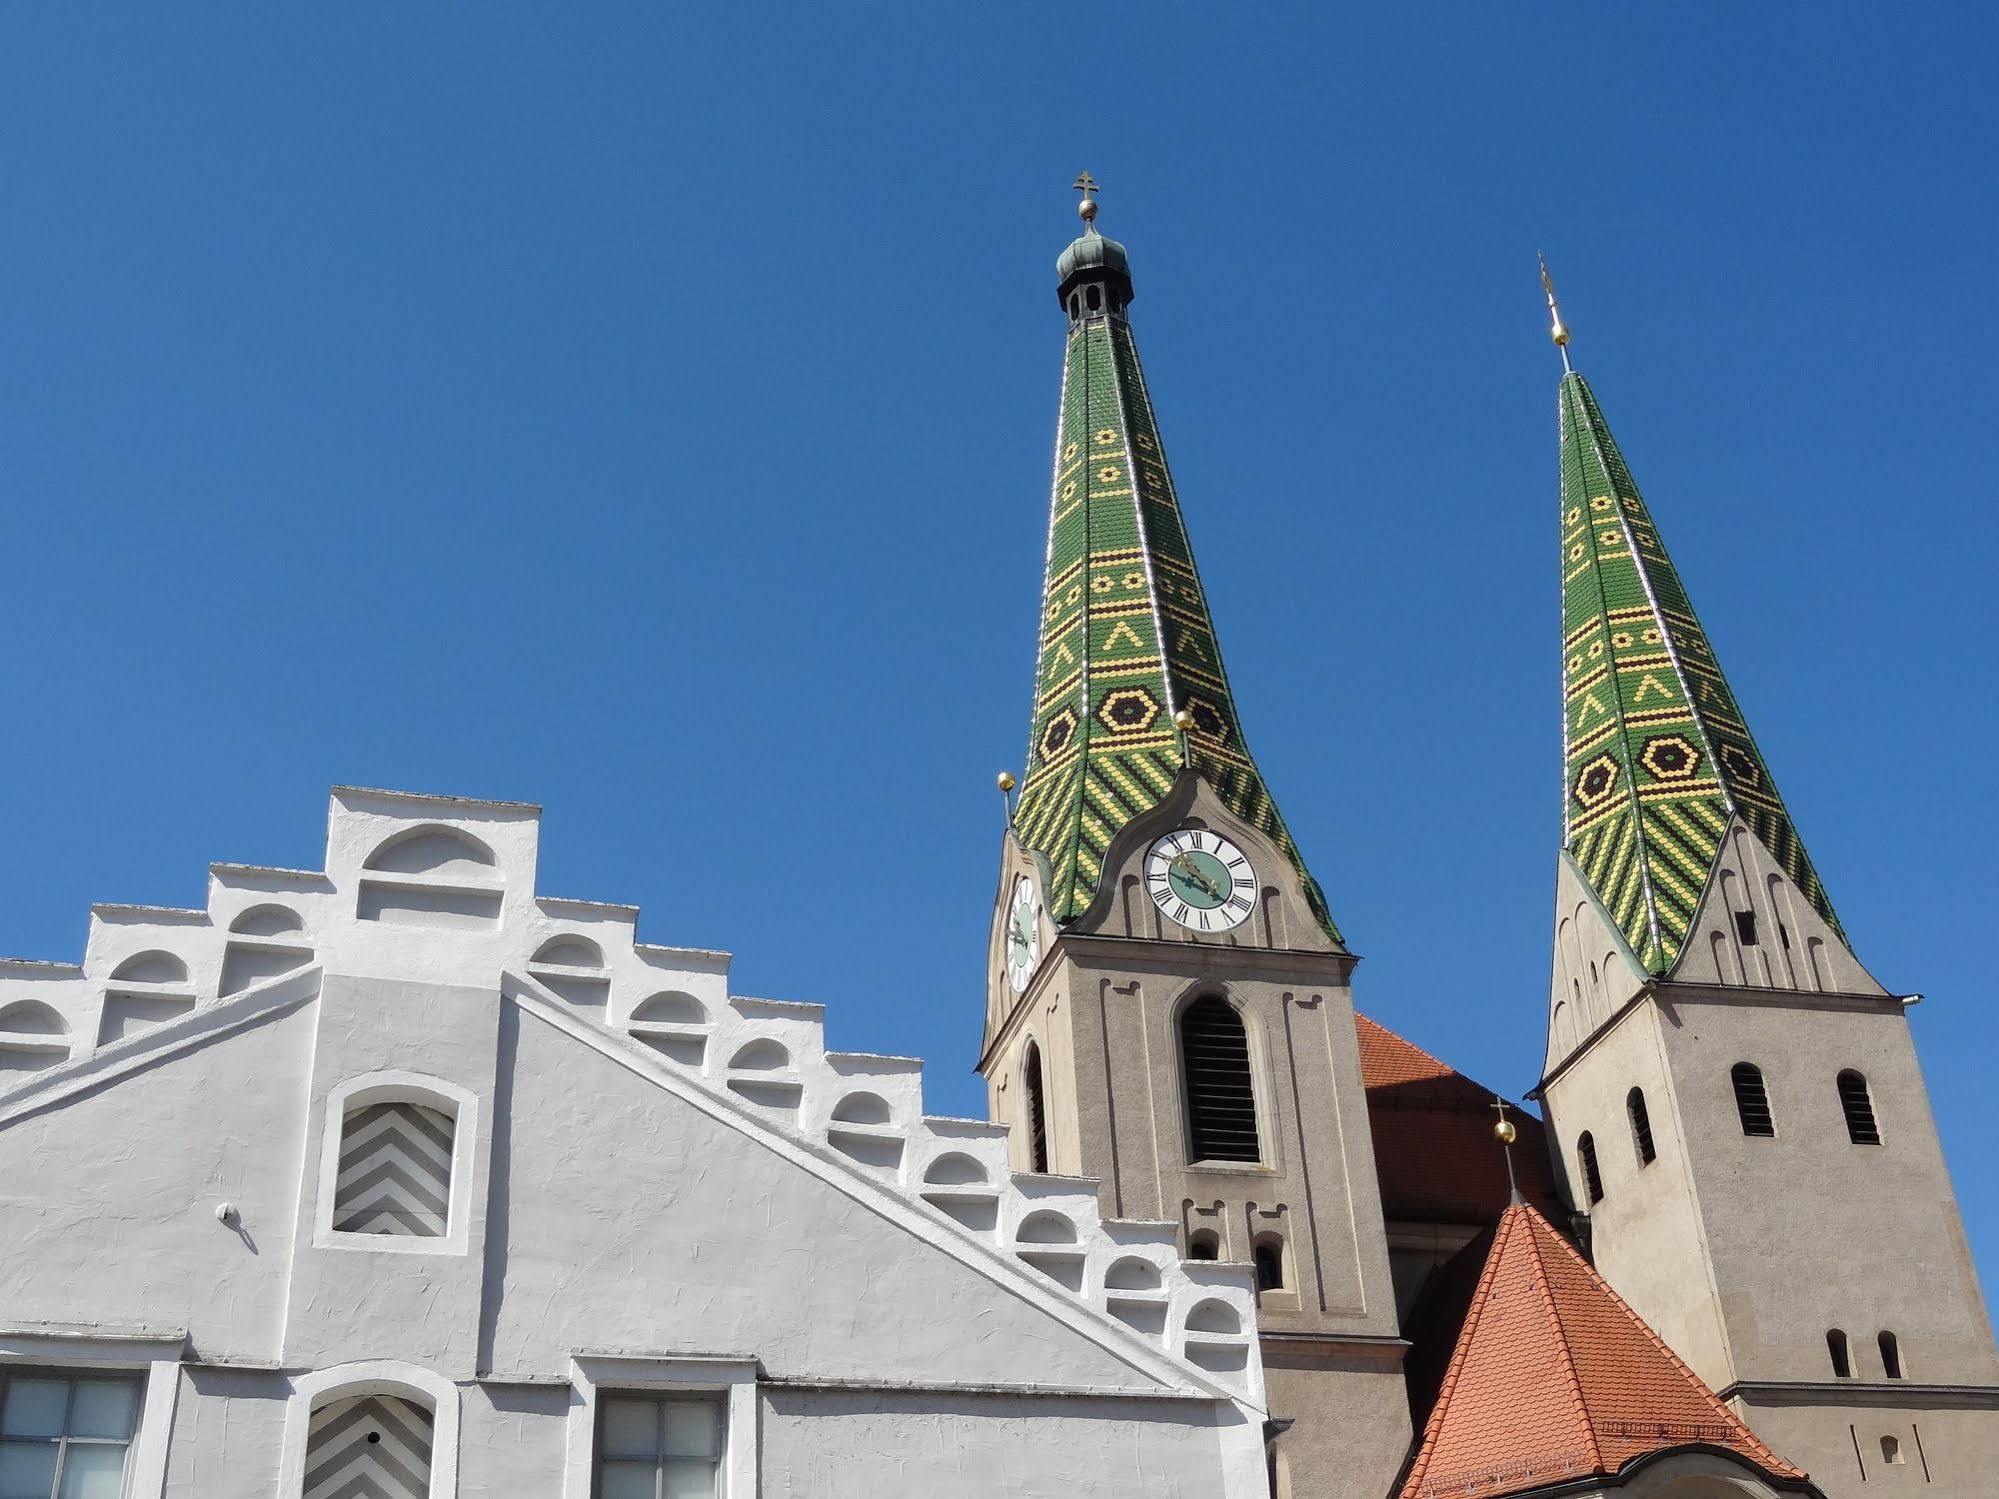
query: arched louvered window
[
  {"left": 1838, "top": 1070, "right": 1881, "bottom": 1145},
  {"left": 1879, "top": 1330, "right": 1904, "bottom": 1380},
  {"left": 1731, "top": 1062, "right": 1775, "bottom": 1137},
  {"left": 305, "top": 1390, "right": 434, "bottom": 1498},
  {"left": 1022, "top": 1042, "right": 1050, "bottom": 1174},
  {"left": 1627, "top": 1086, "right": 1657, "bottom": 1166},
  {"left": 1827, "top": 1328, "right": 1852, "bottom": 1378},
  {"left": 1180, "top": 996, "right": 1260, "bottom": 1163},
  {"left": 1577, "top": 1132, "right": 1605, "bottom": 1205}
]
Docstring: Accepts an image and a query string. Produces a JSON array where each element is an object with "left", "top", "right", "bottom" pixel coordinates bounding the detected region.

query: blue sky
[{"left": 4, "top": 8, "right": 1996, "bottom": 1289}]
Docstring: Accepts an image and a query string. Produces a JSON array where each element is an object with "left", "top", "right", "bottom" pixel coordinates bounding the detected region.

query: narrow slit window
[
  {"left": 1879, "top": 1331, "right": 1904, "bottom": 1380},
  {"left": 1731, "top": 1062, "right": 1775, "bottom": 1137},
  {"left": 1180, "top": 997, "right": 1261, "bottom": 1163},
  {"left": 1022, "top": 1043, "right": 1050, "bottom": 1174},
  {"left": 1252, "top": 1237, "right": 1285, "bottom": 1292},
  {"left": 1828, "top": 1328, "right": 1852, "bottom": 1378},
  {"left": 1627, "top": 1086, "right": 1657, "bottom": 1166},
  {"left": 1838, "top": 1070, "right": 1881, "bottom": 1145},
  {"left": 1734, "top": 910, "right": 1759, "bottom": 946},
  {"left": 1577, "top": 1131, "right": 1605, "bottom": 1205}
]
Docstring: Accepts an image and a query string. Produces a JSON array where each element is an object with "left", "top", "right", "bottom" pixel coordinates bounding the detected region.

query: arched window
[
  {"left": 1187, "top": 1230, "right": 1220, "bottom": 1261},
  {"left": 1627, "top": 1086, "right": 1657, "bottom": 1166},
  {"left": 1252, "top": 1236, "right": 1285, "bottom": 1292},
  {"left": 1022, "top": 1042, "right": 1050, "bottom": 1174},
  {"left": 1731, "top": 1062, "right": 1775, "bottom": 1137},
  {"left": 1827, "top": 1328, "right": 1852, "bottom": 1378},
  {"left": 1879, "top": 1330, "right": 1904, "bottom": 1380},
  {"left": 1180, "top": 996, "right": 1260, "bottom": 1163},
  {"left": 1577, "top": 1132, "right": 1605, "bottom": 1205},
  {"left": 1838, "top": 1070, "right": 1881, "bottom": 1145}
]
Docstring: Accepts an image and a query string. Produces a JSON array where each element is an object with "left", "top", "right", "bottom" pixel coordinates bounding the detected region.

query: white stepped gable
[{"left": 0, "top": 784, "right": 1264, "bottom": 1405}]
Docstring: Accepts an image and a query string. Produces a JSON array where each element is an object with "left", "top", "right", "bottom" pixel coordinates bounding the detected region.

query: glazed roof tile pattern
[
  {"left": 1013, "top": 284, "right": 1340, "bottom": 942},
  {"left": 1398, "top": 1202, "right": 1807, "bottom": 1499},
  {"left": 1354, "top": 1015, "right": 1563, "bottom": 1225},
  {"left": 1558, "top": 370, "right": 1843, "bottom": 973}
]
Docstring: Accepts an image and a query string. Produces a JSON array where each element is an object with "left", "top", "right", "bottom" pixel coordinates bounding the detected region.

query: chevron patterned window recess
[
  {"left": 597, "top": 1393, "right": 726, "bottom": 1499},
  {"left": 333, "top": 1100, "right": 457, "bottom": 1237},
  {"left": 303, "top": 1393, "right": 435, "bottom": 1499},
  {"left": 0, "top": 1367, "right": 141, "bottom": 1499}
]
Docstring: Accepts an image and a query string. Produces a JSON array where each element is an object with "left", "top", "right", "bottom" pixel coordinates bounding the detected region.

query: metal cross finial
[
  {"left": 1074, "top": 171, "right": 1101, "bottom": 227},
  {"left": 1539, "top": 253, "right": 1573, "bottom": 373},
  {"left": 1492, "top": 1095, "right": 1525, "bottom": 1206}
]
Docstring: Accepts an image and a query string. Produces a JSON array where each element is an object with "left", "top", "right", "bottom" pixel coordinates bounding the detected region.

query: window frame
[
  {"left": 0, "top": 1330, "right": 181, "bottom": 1499},
  {"left": 563, "top": 1356, "right": 756, "bottom": 1499},
  {"left": 0, "top": 1364, "right": 146, "bottom": 1498},
  {"left": 1626, "top": 1086, "right": 1657, "bottom": 1167},
  {"left": 1577, "top": 1130, "right": 1605, "bottom": 1205},
  {"left": 1837, "top": 1070, "right": 1882, "bottom": 1146},
  {"left": 1730, "top": 1062, "right": 1776, "bottom": 1138},
  {"left": 313, "top": 1071, "right": 480, "bottom": 1257}
]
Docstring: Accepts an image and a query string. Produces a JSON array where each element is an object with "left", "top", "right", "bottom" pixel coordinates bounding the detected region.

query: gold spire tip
[
  {"left": 1539, "top": 253, "right": 1572, "bottom": 364},
  {"left": 1073, "top": 170, "right": 1100, "bottom": 227}
]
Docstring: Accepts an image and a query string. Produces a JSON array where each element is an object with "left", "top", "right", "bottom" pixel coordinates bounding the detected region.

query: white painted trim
[
  {"left": 313, "top": 1070, "right": 480, "bottom": 1257},
  {"left": 129, "top": 1360, "right": 181, "bottom": 1498},
  {"left": 561, "top": 1355, "right": 758, "bottom": 1499},
  {"left": 279, "top": 1359, "right": 461, "bottom": 1499}
]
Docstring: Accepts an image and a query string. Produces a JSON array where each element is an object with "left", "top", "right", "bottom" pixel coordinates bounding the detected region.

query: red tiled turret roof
[{"left": 1398, "top": 1202, "right": 1809, "bottom": 1499}]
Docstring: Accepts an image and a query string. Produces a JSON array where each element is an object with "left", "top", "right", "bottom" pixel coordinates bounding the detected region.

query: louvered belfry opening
[
  {"left": 1022, "top": 1042, "right": 1050, "bottom": 1174},
  {"left": 1731, "top": 1062, "right": 1775, "bottom": 1138},
  {"left": 1838, "top": 1069, "right": 1882, "bottom": 1145},
  {"left": 1577, "top": 1131, "right": 1605, "bottom": 1205},
  {"left": 1180, "top": 997, "right": 1260, "bottom": 1163}
]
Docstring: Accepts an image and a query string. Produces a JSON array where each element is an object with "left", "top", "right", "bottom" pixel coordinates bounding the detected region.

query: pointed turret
[
  {"left": 1398, "top": 1203, "right": 1811, "bottom": 1499},
  {"left": 1552, "top": 290, "right": 1843, "bottom": 974},
  {"left": 1012, "top": 180, "right": 1340, "bottom": 941}
]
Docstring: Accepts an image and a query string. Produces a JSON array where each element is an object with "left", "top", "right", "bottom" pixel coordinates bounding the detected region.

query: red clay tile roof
[
  {"left": 1355, "top": 1014, "right": 1565, "bottom": 1224},
  {"left": 1397, "top": 1203, "right": 1809, "bottom": 1499}
]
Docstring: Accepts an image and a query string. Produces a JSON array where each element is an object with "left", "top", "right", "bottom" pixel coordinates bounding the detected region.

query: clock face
[
  {"left": 1145, "top": 829, "right": 1256, "bottom": 932},
  {"left": 1005, "top": 876, "right": 1041, "bottom": 992}
]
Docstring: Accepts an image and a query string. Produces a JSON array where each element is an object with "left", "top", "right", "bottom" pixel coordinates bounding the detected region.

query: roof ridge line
[
  {"left": 1519, "top": 1204, "right": 1605, "bottom": 1474},
  {"left": 1397, "top": 1210, "right": 1517, "bottom": 1498}
]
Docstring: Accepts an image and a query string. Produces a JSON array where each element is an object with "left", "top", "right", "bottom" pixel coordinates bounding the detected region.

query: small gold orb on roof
[
  {"left": 1493, "top": 1119, "right": 1518, "bottom": 1146},
  {"left": 1173, "top": 708, "right": 1196, "bottom": 732},
  {"left": 996, "top": 770, "right": 1017, "bottom": 792},
  {"left": 1551, "top": 321, "right": 1571, "bottom": 348},
  {"left": 1079, "top": 197, "right": 1098, "bottom": 225}
]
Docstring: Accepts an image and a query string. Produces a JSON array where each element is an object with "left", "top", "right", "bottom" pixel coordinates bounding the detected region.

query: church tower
[
  {"left": 979, "top": 180, "right": 1411, "bottom": 1499},
  {"left": 1534, "top": 272, "right": 1999, "bottom": 1496}
]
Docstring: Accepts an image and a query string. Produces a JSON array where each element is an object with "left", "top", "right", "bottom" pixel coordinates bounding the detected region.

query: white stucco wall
[{"left": 0, "top": 787, "right": 1268, "bottom": 1498}]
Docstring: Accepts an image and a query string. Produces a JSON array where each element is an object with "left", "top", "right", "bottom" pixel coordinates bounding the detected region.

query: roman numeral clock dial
[{"left": 1144, "top": 829, "right": 1257, "bottom": 933}]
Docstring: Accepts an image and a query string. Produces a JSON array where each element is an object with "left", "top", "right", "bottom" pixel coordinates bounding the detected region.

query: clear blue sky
[{"left": 4, "top": 8, "right": 1995, "bottom": 1288}]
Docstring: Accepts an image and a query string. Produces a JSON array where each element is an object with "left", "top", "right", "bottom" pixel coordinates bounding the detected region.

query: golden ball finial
[
  {"left": 996, "top": 770, "right": 1017, "bottom": 793},
  {"left": 1493, "top": 1119, "right": 1518, "bottom": 1146},
  {"left": 1550, "top": 320, "right": 1570, "bottom": 349},
  {"left": 1173, "top": 708, "right": 1196, "bottom": 732}
]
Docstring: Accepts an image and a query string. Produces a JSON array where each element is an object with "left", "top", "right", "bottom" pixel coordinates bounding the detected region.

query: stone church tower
[
  {"left": 1533, "top": 284, "right": 1999, "bottom": 1496},
  {"left": 978, "top": 182, "right": 1412, "bottom": 1499}
]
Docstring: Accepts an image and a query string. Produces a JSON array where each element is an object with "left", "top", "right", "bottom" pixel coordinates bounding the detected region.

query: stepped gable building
[{"left": 0, "top": 185, "right": 1993, "bottom": 1499}]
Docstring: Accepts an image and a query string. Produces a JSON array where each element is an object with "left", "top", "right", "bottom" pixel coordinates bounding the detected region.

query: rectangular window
[
  {"left": 596, "top": 1392, "right": 726, "bottom": 1499},
  {"left": 0, "top": 1367, "right": 142, "bottom": 1498}
]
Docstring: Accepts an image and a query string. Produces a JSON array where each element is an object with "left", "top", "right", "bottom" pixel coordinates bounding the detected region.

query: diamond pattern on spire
[{"left": 1557, "top": 371, "right": 1844, "bottom": 973}]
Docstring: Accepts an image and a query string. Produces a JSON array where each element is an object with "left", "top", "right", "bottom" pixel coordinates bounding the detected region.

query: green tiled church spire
[
  {"left": 1011, "top": 179, "right": 1341, "bottom": 942},
  {"left": 1548, "top": 266, "right": 1845, "bottom": 973}
]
